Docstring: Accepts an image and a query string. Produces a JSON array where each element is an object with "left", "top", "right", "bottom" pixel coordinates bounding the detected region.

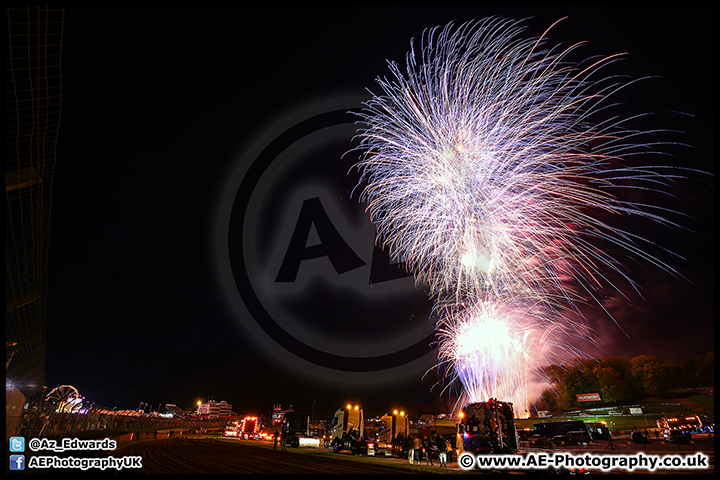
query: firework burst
[
  {"left": 353, "top": 16, "right": 686, "bottom": 413},
  {"left": 435, "top": 296, "right": 591, "bottom": 413}
]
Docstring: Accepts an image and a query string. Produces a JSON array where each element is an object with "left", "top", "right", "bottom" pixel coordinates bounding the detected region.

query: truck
[
  {"left": 328, "top": 404, "right": 368, "bottom": 455},
  {"left": 456, "top": 398, "right": 519, "bottom": 455},
  {"left": 657, "top": 414, "right": 713, "bottom": 443},
  {"left": 585, "top": 422, "right": 612, "bottom": 441},
  {"left": 412, "top": 413, "right": 458, "bottom": 461},
  {"left": 223, "top": 421, "right": 241, "bottom": 437},
  {"left": 531, "top": 420, "right": 593, "bottom": 446},
  {"left": 373, "top": 409, "right": 410, "bottom": 457},
  {"left": 282, "top": 411, "right": 322, "bottom": 448},
  {"left": 657, "top": 414, "right": 714, "bottom": 434},
  {"left": 238, "top": 416, "right": 262, "bottom": 440}
]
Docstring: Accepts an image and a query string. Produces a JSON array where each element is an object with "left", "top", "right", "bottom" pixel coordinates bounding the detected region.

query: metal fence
[{"left": 12, "top": 400, "right": 225, "bottom": 439}]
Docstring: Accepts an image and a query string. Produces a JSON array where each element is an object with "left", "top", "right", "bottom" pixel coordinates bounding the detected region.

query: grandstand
[{"left": 6, "top": 7, "right": 65, "bottom": 399}]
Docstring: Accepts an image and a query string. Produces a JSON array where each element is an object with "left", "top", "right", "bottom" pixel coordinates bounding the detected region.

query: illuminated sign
[{"left": 576, "top": 392, "right": 601, "bottom": 402}]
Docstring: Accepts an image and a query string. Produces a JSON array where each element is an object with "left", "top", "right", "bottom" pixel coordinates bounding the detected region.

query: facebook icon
[{"left": 9, "top": 454, "right": 25, "bottom": 471}]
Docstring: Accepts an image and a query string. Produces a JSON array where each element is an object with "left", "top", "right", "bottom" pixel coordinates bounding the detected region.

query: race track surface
[{"left": 112, "top": 436, "right": 417, "bottom": 474}]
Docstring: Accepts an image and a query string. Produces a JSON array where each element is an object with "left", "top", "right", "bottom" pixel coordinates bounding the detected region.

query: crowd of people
[
  {"left": 399, "top": 430, "right": 450, "bottom": 468},
  {"left": 271, "top": 428, "right": 452, "bottom": 468}
]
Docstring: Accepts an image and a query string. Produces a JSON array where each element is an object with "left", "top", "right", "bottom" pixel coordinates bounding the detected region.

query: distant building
[
  {"left": 164, "top": 404, "right": 188, "bottom": 418},
  {"left": 196, "top": 400, "right": 233, "bottom": 417}
]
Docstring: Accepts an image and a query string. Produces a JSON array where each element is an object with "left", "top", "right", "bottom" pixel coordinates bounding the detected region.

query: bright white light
[{"left": 461, "top": 250, "right": 493, "bottom": 274}]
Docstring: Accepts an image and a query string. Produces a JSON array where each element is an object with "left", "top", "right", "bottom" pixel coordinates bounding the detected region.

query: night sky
[{"left": 45, "top": 6, "right": 713, "bottom": 420}]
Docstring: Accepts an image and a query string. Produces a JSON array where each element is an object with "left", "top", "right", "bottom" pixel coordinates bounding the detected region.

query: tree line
[{"left": 534, "top": 351, "right": 714, "bottom": 413}]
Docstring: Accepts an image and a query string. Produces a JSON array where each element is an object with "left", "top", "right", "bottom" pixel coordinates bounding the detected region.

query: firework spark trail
[
  {"left": 353, "top": 17, "right": 685, "bottom": 413},
  {"left": 435, "top": 297, "right": 592, "bottom": 412}
]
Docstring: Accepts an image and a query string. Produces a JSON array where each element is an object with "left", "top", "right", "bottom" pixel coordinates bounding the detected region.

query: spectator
[
  {"left": 423, "top": 435, "right": 433, "bottom": 466},
  {"left": 405, "top": 434, "right": 415, "bottom": 464},
  {"left": 413, "top": 434, "right": 423, "bottom": 465},
  {"left": 434, "top": 432, "right": 448, "bottom": 468}
]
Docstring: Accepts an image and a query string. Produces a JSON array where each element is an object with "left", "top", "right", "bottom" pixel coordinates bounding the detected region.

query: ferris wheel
[{"left": 46, "top": 385, "right": 82, "bottom": 412}]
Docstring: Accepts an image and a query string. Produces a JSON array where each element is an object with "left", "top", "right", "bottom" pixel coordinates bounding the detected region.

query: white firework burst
[
  {"left": 354, "top": 16, "right": 681, "bottom": 305},
  {"left": 352, "top": 16, "right": 687, "bottom": 411},
  {"left": 435, "top": 296, "right": 592, "bottom": 415}
]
